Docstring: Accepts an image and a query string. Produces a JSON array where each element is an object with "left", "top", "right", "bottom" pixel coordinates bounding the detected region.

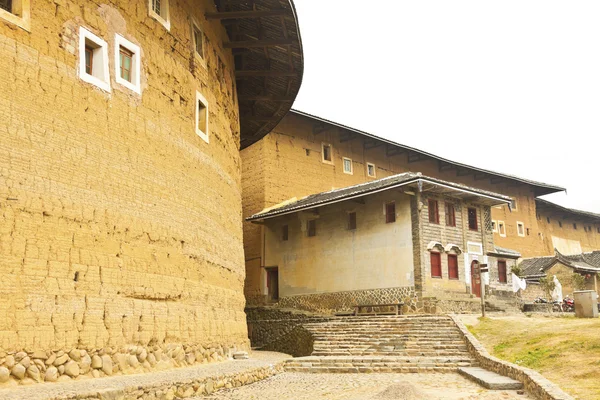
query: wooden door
[
  {"left": 266, "top": 268, "right": 279, "bottom": 301},
  {"left": 470, "top": 261, "right": 481, "bottom": 298},
  {"left": 498, "top": 260, "right": 507, "bottom": 283},
  {"left": 448, "top": 254, "right": 458, "bottom": 280}
]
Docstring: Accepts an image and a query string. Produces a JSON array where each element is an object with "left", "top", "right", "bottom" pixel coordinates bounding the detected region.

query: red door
[{"left": 470, "top": 261, "right": 481, "bottom": 298}]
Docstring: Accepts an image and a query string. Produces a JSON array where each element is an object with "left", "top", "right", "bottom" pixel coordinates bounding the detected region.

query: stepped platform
[{"left": 458, "top": 367, "right": 524, "bottom": 390}]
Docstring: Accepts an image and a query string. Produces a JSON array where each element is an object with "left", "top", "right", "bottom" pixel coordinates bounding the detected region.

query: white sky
[{"left": 291, "top": 1, "right": 600, "bottom": 214}]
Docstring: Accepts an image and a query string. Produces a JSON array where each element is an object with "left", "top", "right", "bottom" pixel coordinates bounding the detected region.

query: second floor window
[
  {"left": 385, "top": 202, "right": 396, "bottom": 223},
  {"left": 119, "top": 47, "right": 133, "bottom": 82},
  {"left": 348, "top": 212, "right": 357, "bottom": 230},
  {"left": 428, "top": 200, "right": 439, "bottom": 224},
  {"left": 282, "top": 225, "right": 288, "bottom": 241},
  {"left": 445, "top": 202, "right": 456, "bottom": 227},
  {"left": 468, "top": 208, "right": 478, "bottom": 231},
  {"left": 0, "top": 0, "right": 12, "bottom": 12},
  {"left": 307, "top": 220, "right": 316, "bottom": 237}
]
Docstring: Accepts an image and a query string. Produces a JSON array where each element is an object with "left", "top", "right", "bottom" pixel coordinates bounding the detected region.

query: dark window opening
[
  {"left": 193, "top": 26, "right": 203, "bottom": 57},
  {"left": 558, "top": 221, "right": 562, "bottom": 228},
  {"left": 322, "top": 144, "right": 332, "bottom": 162},
  {"left": 498, "top": 260, "right": 507, "bottom": 283},
  {"left": 526, "top": 228, "right": 530, "bottom": 236},
  {"left": 281, "top": 225, "right": 288, "bottom": 241},
  {"left": 0, "top": 0, "right": 12, "bottom": 13},
  {"left": 348, "top": 212, "right": 357, "bottom": 230},
  {"left": 445, "top": 202, "right": 456, "bottom": 227},
  {"left": 119, "top": 47, "right": 133, "bottom": 82},
  {"left": 430, "top": 252, "right": 442, "bottom": 278},
  {"left": 448, "top": 254, "right": 458, "bottom": 280},
  {"left": 468, "top": 208, "right": 478, "bottom": 231},
  {"left": 546, "top": 217, "right": 550, "bottom": 224},
  {"left": 385, "top": 202, "right": 396, "bottom": 223},
  {"left": 428, "top": 199, "right": 439, "bottom": 224},
  {"left": 307, "top": 220, "right": 316, "bottom": 237},
  {"left": 573, "top": 223, "right": 577, "bottom": 230}
]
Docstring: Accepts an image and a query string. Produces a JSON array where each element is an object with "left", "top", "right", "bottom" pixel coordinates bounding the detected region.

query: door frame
[{"left": 265, "top": 266, "right": 279, "bottom": 302}]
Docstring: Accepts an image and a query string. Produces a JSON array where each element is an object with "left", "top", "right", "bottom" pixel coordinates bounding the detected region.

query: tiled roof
[
  {"left": 519, "top": 249, "right": 600, "bottom": 278},
  {"left": 248, "top": 172, "right": 511, "bottom": 221},
  {"left": 489, "top": 246, "right": 521, "bottom": 259},
  {"left": 535, "top": 198, "right": 600, "bottom": 222},
  {"left": 290, "top": 109, "right": 565, "bottom": 197}
]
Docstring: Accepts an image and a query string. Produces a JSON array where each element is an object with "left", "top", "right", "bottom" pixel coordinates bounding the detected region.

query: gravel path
[{"left": 196, "top": 372, "right": 532, "bottom": 400}]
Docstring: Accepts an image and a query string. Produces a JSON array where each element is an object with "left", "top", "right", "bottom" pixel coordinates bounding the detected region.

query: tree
[
  {"left": 539, "top": 276, "right": 555, "bottom": 299},
  {"left": 571, "top": 273, "right": 586, "bottom": 291}
]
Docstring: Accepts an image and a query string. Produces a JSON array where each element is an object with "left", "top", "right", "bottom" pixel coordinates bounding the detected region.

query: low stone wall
[
  {"left": 0, "top": 342, "right": 247, "bottom": 387},
  {"left": 246, "top": 307, "right": 330, "bottom": 357},
  {"left": 275, "top": 287, "right": 418, "bottom": 314},
  {"left": 449, "top": 315, "right": 574, "bottom": 400}
]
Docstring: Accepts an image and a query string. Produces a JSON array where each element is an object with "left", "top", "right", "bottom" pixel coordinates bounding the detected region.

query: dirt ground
[
  {"left": 460, "top": 313, "right": 600, "bottom": 400},
  {"left": 197, "top": 372, "right": 531, "bottom": 400}
]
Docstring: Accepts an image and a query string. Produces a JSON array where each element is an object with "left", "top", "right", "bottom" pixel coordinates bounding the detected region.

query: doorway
[
  {"left": 266, "top": 267, "right": 279, "bottom": 302},
  {"left": 470, "top": 260, "right": 481, "bottom": 298}
]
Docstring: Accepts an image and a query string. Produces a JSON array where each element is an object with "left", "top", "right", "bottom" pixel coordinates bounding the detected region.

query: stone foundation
[
  {"left": 275, "top": 287, "right": 418, "bottom": 314},
  {"left": 0, "top": 341, "right": 248, "bottom": 387}
]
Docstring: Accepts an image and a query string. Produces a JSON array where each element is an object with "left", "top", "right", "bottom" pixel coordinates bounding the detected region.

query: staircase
[{"left": 284, "top": 315, "right": 477, "bottom": 373}]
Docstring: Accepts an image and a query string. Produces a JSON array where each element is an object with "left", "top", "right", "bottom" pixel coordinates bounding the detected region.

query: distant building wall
[
  {"left": 262, "top": 192, "right": 414, "bottom": 298},
  {"left": 536, "top": 211, "right": 600, "bottom": 255}
]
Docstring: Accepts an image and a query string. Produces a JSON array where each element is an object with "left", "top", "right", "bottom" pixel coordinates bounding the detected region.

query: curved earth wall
[{"left": 0, "top": 0, "right": 248, "bottom": 385}]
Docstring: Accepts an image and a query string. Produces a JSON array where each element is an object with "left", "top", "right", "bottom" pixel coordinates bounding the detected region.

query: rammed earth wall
[{"left": 0, "top": 0, "right": 247, "bottom": 386}]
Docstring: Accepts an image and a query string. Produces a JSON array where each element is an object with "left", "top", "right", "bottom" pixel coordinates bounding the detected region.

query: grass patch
[{"left": 466, "top": 315, "right": 600, "bottom": 399}]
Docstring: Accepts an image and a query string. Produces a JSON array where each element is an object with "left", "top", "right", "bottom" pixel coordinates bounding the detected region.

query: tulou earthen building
[
  {"left": 242, "top": 110, "right": 600, "bottom": 312},
  {"left": 0, "top": 0, "right": 303, "bottom": 386}
]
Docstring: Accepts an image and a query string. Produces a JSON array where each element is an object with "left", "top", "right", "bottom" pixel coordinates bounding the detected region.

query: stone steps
[
  {"left": 284, "top": 356, "right": 477, "bottom": 373},
  {"left": 458, "top": 367, "right": 524, "bottom": 390}
]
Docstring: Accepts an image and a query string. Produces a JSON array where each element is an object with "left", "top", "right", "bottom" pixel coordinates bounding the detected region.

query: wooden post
[{"left": 480, "top": 264, "right": 489, "bottom": 318}]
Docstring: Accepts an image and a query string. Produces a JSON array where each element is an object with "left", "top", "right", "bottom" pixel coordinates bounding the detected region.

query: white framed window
[
  {"left": 321, "top": 143, "right": 333, "bottom": 165},
  {"left": 149, "top": 0, "right": 170, "bottom": 30},
  {"left": 510, "top": 198, "right": 518, "bottom": 211},
  {"left": 517, "top": 221, "right": 525, "bottom": 237},
  {"left": 366, "top": 162, "right": 376, "bottom": 178},
  {"left": 342, "top": 157, "right": 353, "bottom": 174},
  {"left": 195, "top": 91, "right": 209, "bottom": 143},
  {"left": 0, "top": 0, "right": 30, "bottom": 31},
  {"left": 498, "top": 220, "right": 506, "bottom": 237},
  {"left": 79, "top": 27, "right": 111, "bottom": 93},
  {"left": 467, "top": 241, "right": 483, "bottom": 255},
  {"left": 114, "top": 35, "right": 141, "bottom": 94},
  {"left": 491, "top": 220, "right": 498, "bottom": 233},
  {"left": 191, "top": 21, "right": 204, "bottom": 60}
]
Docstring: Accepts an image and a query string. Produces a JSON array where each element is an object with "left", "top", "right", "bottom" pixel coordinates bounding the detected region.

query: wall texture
[{"left": 0, "top": 0, "right": 248, "bottom": 385}]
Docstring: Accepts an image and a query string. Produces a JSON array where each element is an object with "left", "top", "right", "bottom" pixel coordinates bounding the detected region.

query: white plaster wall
[{"left": 262, "top": 192, "right": 414, "bottom": 297}]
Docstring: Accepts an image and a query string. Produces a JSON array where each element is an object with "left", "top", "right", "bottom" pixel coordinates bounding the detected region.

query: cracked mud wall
[{"left": 0, "top": 0, "right": 248, "bottom": 383}]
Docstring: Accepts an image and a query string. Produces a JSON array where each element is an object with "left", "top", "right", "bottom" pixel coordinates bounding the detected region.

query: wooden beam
[
  {"left": 224, "top": 39, "right": 295, "bottom": 48},
  {"left": 239, "top": 95, "right": 295, "bottom": 101},
  {"left": 206, "top": 10, "right": 289, "bottom": 20},
  {"left": 386, "top": 146, "right": 405, "bottom": 157},
  {"left": 236, "top": 70, "right": 296, "bottom": 77},
  {"left": 364, "top": 139, "right": 383, "bottom": 150},
  {"left": 407, "top": 152, "right": 424, "bottom": 163},
  {"left": 340, "top": 132, "right": 358, "bottom": 143}
]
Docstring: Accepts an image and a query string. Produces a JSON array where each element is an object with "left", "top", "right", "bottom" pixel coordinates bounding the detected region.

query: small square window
[
  {"left": 445, "top": 202, "right": 456, "bottom": 227},
  {"left": 498, "top": 221, "right": 506, "bottom": 237},
  {"left": 468, "top": 208, "right": 478, "bottom": 231},
  {"left": 281, "top": 225, "right": 288, "bottom": 241},
  {"left": 428, "top": 199, "right": 439, "bottom": 224},
  {"left": 149, "top": 0, "right": 170, "bottom": 30},
  {"left": 367, "top": 163, "right": 376, "bottom": 178},
  {"left": 385, "top": 202, "right": 396, "bottom": 223},
  {"left": 307, "top": 220, "right": 316, "bottom": 237},
  {"left": 343, "top": 157, "right": 353, "bottom": 174},
  {"left": 517, "top": 221, "right": 525, "bottom": 237},
  {"left": 348, "top": 212, "right": 357, "bottom": 230},
  {"left": 510, "top": 198, "right": 518, "bottom": 211},
  {"left": 195, "top": 91, "right": 209, "bottom": 143},
  {"left": 0, "top": 0, "right": 30, "bottom": 31},
  {"left": 192, "top": 23, "right": 204, "bottom": 59},
  {"left": 79, "top": 27, "right": 110, "bottom": 92},
  {"left": 491, "top": 220, "right": 498, "bottom": 233},
  {"left": 115, "top": 35, "right": 141, "bottom": 94},
  {"left": 322, "top": 143, "right": 333, "bottom": 164}
]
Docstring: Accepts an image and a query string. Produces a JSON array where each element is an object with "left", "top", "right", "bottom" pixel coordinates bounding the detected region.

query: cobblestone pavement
[{"left": 197, "top": 372, "right": 532, "bottom": 400}]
